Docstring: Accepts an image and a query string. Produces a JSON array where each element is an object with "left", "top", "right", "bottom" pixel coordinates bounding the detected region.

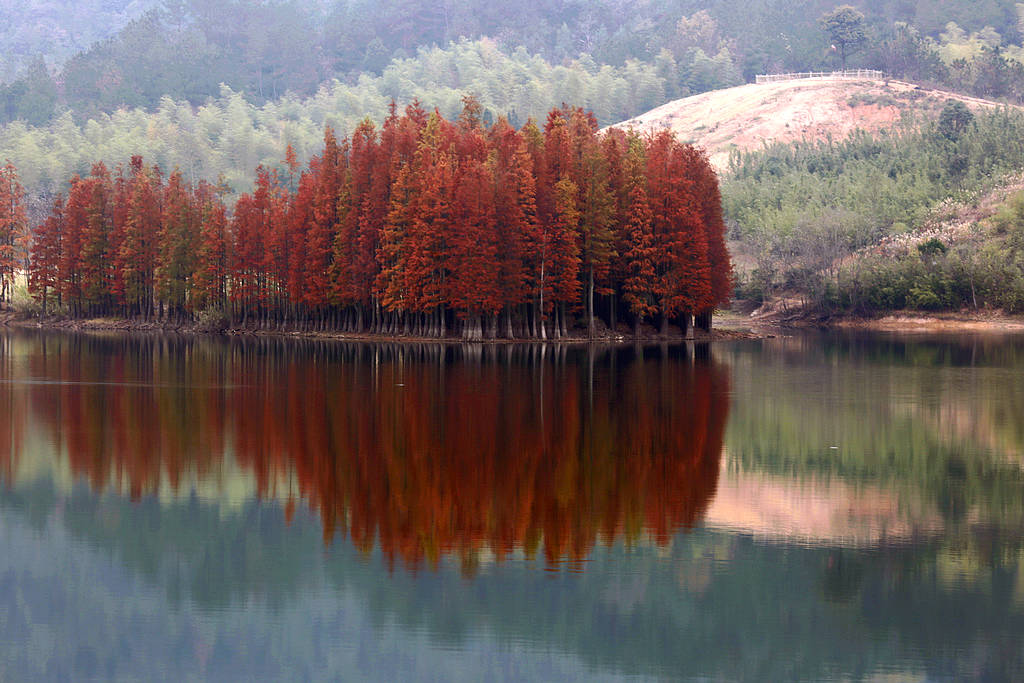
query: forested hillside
[
  {"left": 1, "top": 40, "right": 673, "bottom": 213},
  {"left": 0, "top": 0, "right": 158, "bottom": 83},
  {"left": 724, "top": 101, "right": 1024, "bottom": 315},
  {"left": 6, "top": 0, "right": 1024, "bottom": 127}
]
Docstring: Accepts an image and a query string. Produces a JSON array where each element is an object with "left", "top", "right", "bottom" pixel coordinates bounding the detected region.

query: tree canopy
[
  {"left": 22, "top": 105, "right": 732, "bottom": 338},
  {"left": 821, "top": 5, "right": 868, "bottom": 68}
]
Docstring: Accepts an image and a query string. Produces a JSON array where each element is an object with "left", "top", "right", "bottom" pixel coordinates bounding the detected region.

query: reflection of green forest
[
  {"left": 1, "top": 480, "right": 1022, "bottom": 681},
  {"left": 724, "top": 334, "right": 1024, "bottom": 528}
]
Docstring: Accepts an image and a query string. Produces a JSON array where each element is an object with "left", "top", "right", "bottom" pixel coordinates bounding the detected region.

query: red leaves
[
  {"left": 25, "top": 106, "right": 731, "bottom": 333},
  {"left": 622, "top": 185, "right": 659, "bottom": 320},
  {"left": 29, "top": 196, "right": 63, "bottom": 311},
  {"left": 0, "top": 161, "right": 29, "bottom": 305},
  {"left": 114, "top": 162, "right": 159, "bottom": 310},
  {"left": 644, "top": 131, "right": 713, "bottom": 319},
  {"left": 193, "top": 187, "right": 227, "bottom": 311}
]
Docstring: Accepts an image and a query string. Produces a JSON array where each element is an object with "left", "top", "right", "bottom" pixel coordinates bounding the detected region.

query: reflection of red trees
[{"left": 8, "top": 335, "right": 728, "bottom": 569}]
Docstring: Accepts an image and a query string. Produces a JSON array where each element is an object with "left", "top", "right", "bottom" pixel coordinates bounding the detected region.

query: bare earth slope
[{"left": 613, "top": 77, "right": 1003, "bottom": 169}]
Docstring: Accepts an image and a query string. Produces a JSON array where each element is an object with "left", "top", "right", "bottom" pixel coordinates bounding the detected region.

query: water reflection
[
  {"left": 0, "top": 332, "right": 729, "bottom": 570},
  {"left": 724, "top": 333, "right": 1024, "bottom": 537},
  {"left": 2, "top": 331, "right": 1024, "bottom": 680}
]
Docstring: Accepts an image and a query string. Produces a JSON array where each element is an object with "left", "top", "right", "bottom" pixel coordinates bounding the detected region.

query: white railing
[{"left": 755, "top": 70, "right": 885, "bottom": 83}]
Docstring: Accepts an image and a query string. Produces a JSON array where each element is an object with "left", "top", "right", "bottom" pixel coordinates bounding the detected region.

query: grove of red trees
[{"left": 25, "top": 101, "right": 731, "bottom": 338}]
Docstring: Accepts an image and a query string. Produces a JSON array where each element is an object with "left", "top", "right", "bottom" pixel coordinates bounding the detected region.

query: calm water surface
[{"left": 0, "top": 330, "right": 1022, "bottom": 681}]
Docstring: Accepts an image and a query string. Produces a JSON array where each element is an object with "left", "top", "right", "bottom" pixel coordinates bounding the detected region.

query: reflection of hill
[
  {"left": 706, "top": 466, "right": 944, "bottom": 546},
  {"left": 0, "top": 332, "right": 729, "bottom": 569},
  {"left": 723, "top": 334, "right": 1024, "bottom": 530}
]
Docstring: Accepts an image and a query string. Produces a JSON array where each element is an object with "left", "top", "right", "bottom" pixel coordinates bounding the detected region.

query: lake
[{"left": 0, "top": 329, "right": 1022, "bottom": 681}]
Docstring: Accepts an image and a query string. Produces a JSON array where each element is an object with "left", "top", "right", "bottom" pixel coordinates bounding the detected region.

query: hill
[
  {"left": 613, "top": 76, "right": 1007, "bottom": 169},
  {"left": 621, "top": 75, "right": 1024, "bottom": 321}
]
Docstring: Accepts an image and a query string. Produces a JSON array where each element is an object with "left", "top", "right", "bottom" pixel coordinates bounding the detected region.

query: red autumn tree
[
  {"left": 351, "top": 119, "right": 387, "bottom": 316},
  {"left": 59, "top": 175, "right": 89, "bottom": 314},
  {"left": 490, "top": 121, "right": 538, "bottom": 337},
  {"left": 192, "top": 184, "right": 228, "bottom": 313},
  {"left": 118, "top": 159, "right": 161, "bottom": 316},
  {"left": 621, "top": 184, "right": 659, "bottom": 333},
  {"left": 547, "top": 174, "right": 581, "bottom": 338},
  {"left": 376, "top": 162, "right": 417, "bottom": 313},
  {"left": 288, "top": 170, "right": 315, "bottom": 307},
  {"left": 156, "top": 170, "right": 198, "bottom": 315},
  {"left": 79, "top": 164, "right": 115, "bottom": 313},
  {"left": 29, "top": 195, "right": 64, "bottom": 313},
  {"left": 0, "top": 161, "right": 29, "bottom": 305},
  {"left": 449, "top": 156, "right": 499, "bottom": 338},
  {"left": 229, "top": 167, "right": 274, "bottom": 322},
  {"left": 645, "top": 132, "right": 711, "bottom": 332},
  {"left": 304, "top": 128, "right": 344, "bottom": 313},
  {"left": 400, "top": 114, "right": 457, "bottom": 324}
]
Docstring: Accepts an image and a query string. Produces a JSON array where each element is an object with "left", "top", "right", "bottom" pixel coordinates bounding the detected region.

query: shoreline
[
  {"left": 831, "top": 312, "right": 1024, "bottom": 333},
  {"left": 731, "top": 307, "right": 1024, "bottom": 334},
  {"left": 0, "top": 311, "right": 763, "bottom": 343},
  {"left": 11, "top": 309, "right": 1023, "bottom": 340}
]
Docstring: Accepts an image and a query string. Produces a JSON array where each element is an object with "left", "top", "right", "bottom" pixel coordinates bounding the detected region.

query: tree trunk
[
  {"left": 609, "top": 292, "right": 616, "bottom": 336},
  {"left": 587, "top": 266, "right": 594, "bottom": 338}
]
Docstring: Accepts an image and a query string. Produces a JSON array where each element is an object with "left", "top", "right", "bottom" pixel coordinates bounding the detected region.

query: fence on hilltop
[{"left": 755, "top": 70, "right": 886, "bottom": 84}]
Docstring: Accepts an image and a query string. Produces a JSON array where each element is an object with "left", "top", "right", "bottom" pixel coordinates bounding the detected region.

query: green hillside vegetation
[
  {"left": 725, "top": 103, "right": 1024, "bottom": 313},
  {"left": 1, "top": 0, "right": 745, "bottom": 126},
  {"left": 1, "top": 39, "right": 673, "bottom": 214},
  {"left": 826, "top": 188, "right": 1024, "bottom": 313}
]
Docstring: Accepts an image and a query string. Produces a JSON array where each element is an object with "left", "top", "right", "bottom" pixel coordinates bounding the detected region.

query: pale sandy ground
[
  {"left": 834, "top": 312, "right": 1024, "bottom": 332},
  {"left": 612, "top": 77, "right": 1005, "bottom": 170},
  {"left": 718, "top": 306, "right": 1024, "bottom": 334}
]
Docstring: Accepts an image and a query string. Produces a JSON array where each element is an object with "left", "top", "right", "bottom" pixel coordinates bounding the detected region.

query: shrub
[{"left": 195, "top": 308, "right": 229, "bottom": 332}]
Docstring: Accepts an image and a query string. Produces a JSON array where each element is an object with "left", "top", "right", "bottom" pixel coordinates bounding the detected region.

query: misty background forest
[{"left": 5, "top": 0, "right": 1024, "bottom": 200}]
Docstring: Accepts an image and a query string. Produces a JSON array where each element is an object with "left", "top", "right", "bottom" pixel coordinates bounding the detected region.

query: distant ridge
[{"left": 612, "top": 77, "right": 1007, "bottom": 170}]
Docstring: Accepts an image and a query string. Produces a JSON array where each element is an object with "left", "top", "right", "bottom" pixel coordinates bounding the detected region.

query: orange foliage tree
[
  {"left": 26, "top": 103, "right": 731, "bottom": 337},
  {"left": 0, "top": 161, "right": 29, "bottom": 305}
]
